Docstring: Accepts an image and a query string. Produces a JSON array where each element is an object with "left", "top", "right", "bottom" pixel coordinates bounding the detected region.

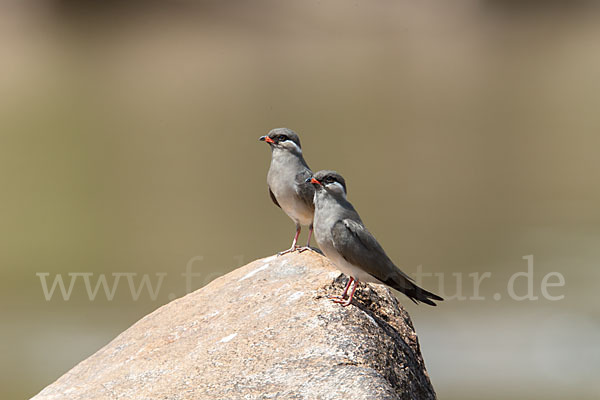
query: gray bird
[
  {"left": 259, "top": 128, "right": 315, "bottom": 255},
  {"left": 308, "top": 170, "right": 443, "bottom": 306}
]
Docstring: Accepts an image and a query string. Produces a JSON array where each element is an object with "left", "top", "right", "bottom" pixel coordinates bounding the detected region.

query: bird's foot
[
  {"left": 328, "top": 277, "right": 357, "bottom": 307},
  {"left": 329, "top": 296, "right": 353, "bottom": 307},
  {"left": 277, "top": 246, "right": 298, "bottom": 256},
  {"left": 297, "top": 246, "right": 317, "bottom": 253}
]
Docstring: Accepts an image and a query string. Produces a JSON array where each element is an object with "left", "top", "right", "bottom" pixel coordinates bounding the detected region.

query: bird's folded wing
[
  {"left": 268, "top": 187, "right": 281, "bottom": 208},
  {"left": 331, "top": 219, "right": 413, "bottom": 284},
  {"left": 294, "top": 169, "right": 315, "bottom": 211}
]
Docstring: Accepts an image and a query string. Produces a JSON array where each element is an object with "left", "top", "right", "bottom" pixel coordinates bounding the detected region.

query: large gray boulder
[{"left": 32, "top": 251, "right": 437, "bottom": 400}]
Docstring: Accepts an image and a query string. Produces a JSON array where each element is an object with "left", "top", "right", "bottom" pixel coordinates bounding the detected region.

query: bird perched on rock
[
  {"left": 259, "top": 128, "right": 315, "bottom": 255},
  {"left": 308, "top": 170, "right": 443, "bottom": 306}
]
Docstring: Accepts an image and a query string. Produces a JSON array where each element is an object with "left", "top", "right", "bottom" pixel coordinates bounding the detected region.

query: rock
[{"left": 32, "top": 251, "right": 437, "bottom": 400}]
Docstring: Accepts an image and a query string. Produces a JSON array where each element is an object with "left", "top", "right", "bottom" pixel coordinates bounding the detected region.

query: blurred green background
[{"left": 1, "top": 1, "right": 599, "bottom": 399}]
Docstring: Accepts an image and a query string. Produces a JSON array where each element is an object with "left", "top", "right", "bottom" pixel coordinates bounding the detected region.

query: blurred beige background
[{"left": 1, "top": 1, "right": 599, "bottom": 399}]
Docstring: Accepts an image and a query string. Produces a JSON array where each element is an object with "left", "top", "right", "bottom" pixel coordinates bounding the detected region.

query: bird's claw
[
  {"left": 329, "top": 296, "right": 353, "bottom": 307},
  {"left": 277, "top": 246, "right": 298, "bottom": 256},
  {"left": 328, "top": 294, "right": 352, "bottom": 306},
  {"left": 297, "top": 246, "right": 316, "bottom": 253}
]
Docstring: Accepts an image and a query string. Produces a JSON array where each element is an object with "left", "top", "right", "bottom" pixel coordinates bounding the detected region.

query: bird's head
[
  {"left": 259, "top": 128, "right": 302, "bottom": 155},
  {"left": 307, "top": 170, "right": 347, "bottom": 198}
]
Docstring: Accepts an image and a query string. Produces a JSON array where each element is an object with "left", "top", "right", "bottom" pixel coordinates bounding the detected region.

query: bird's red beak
[
  {"left": 310, "top": 178, "right": 321, "bottom": 185},
  {"left": 264, "top": 136, "right": 275, "bottom": 144}
]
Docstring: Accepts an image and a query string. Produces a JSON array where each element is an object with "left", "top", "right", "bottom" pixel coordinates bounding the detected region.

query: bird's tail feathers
[
  {"left": 383, "top": 275, "right": 444, "bottom": 306},
  {"left": 403, "top": 283, "right": 444, "bottom": 306}
]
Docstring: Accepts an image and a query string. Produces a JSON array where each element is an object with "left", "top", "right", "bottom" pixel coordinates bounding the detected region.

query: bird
[
  {"left": 307, "top": 170, "right": 443, "bottom": 307},
  {"left": 259, "top": 128, "right": 315, "bottom": 255}
]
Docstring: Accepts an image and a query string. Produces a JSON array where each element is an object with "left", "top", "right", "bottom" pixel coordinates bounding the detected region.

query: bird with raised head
[
  {"left": 308, "top": 170, "right": 443, "bottom": 306},
  {"left": 259, "top": 128, "right": 315, "bottom": 255}
]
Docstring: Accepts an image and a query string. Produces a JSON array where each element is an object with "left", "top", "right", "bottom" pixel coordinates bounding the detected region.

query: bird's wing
[
  {"left": 331, "top": 218, "right": 443, "bottom": 306},
  {"left": 331, "top": 219, "right": 410, "bottom": 283},
  {"left": 268, "top": 187, "right": 281, "bottom": 208},
  {"left": 294, "top": 169, "right": 315, "bottom": 211}
]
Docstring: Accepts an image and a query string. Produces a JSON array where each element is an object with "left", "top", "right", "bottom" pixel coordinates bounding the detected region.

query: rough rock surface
[{"left": 32, "top": 251, "right": 437, "bottom": 400}]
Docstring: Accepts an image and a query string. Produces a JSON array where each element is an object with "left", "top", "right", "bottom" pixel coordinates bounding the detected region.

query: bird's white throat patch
[{"left": 284, "top": 140, "right": 302, "bottom": 153}]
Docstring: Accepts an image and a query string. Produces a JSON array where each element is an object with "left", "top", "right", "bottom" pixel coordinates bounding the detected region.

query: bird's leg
[
  {"left": 278, "top": 224, "right": 301, "bottom": 256},
  {"left": 331, "top": 277, "right": 358, "bottom": 307},
  {"left": 328, "top": 276, "right": 354, "bottom": 301},
  {"left": 340, "top": 278, "right": 358, "bottom": 307},
  {"left": 298, "top": 224, "right": 316, "bottom": 253}
]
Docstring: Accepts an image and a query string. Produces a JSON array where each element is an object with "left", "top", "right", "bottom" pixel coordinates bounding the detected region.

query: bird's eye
[{"left": 278, "top": 135, "right": 287, "bottom": 141}]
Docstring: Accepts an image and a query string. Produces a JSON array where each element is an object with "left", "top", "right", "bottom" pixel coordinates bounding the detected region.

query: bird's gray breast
[
  {"left": 267, "top": 152, "right": 314, "bottom": 226},
  {"left": 313, "top": 193, "right": 343, "bottom": 257}
]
